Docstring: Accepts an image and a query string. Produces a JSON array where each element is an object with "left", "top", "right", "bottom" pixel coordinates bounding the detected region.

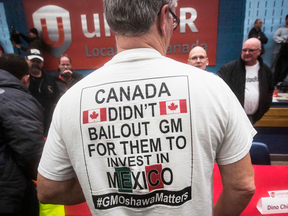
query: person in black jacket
[
  {"left": 13, "top": 28, "right": 43, "bottom": 52},
  {"left": 54, "top": 54, "right": 83, "bottom": 98},
  {"left": 25, "top": 49, "right": 59, "bottom": 136},
  {"left": 217, "top": 38, "right": 274, "bottom": 125},
  {"left": 0, "top": 53, "right": 45, "bottom": 216},
  {"left": 248, "top": 19, "right": 268, "bottom": 55}
]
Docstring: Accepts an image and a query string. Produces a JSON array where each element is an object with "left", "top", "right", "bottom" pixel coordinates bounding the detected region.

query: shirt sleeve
[
  {"left": 215, "top": 83, "right": 257, "bottom": 165},
  {"left": 38, "top": 104, "right": 76, "bottom": 181},
  {"left": 273, "top": 28, "right": 285, "bottom": 43}
]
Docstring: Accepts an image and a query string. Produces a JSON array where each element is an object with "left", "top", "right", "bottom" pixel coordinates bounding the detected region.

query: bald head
[
  {"left": 241, "top": 38, "right": 261, "bottom": 66},
  {"left": 188, "top": 46, "right": 209, "bottom": 70},
  {"left": 244, "top": 38, "right": 261, "bottom": 49}
]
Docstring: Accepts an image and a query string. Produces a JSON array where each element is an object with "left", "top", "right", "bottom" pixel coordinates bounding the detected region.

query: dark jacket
[
  {"left": 0, "top": 69, "right": 45, "bottom": 215},
  {"left": 217, "top": 57, "right": 274, "bottom": 124},
  {"left": 29, "top": 70, "right": 59, "bottom": 136},
  {"left": 273, "top": 43, "right": 288, "bottom": 85},
  {"left": 19, "top": 32, "right": 43, "bottom": 52},
  {"left": 248, "top": 27, "right": 268, "bottom": 55},
  {"left": 54, "top": 68, "right": 83, "bottom": 98}
]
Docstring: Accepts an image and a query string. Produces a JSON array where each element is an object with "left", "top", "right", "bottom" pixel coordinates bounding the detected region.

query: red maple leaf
[
  {"left": 90, "top": 111, "right": 99, "bottom": 119},
  {"left": 168, "top": 102, "right": 178, "bottom": 111}
]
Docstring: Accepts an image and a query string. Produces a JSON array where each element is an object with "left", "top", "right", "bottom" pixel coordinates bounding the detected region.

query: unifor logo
[{"left": 32, "top": 5, "right": 72, "bottom": 58}]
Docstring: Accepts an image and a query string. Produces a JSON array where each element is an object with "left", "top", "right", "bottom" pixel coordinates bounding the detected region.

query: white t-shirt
[
  {"left": 39, "top": 48, "right": 256, "bottom": 216},
  {"left": 244, "top": 62, "right": 260, "bottom": 115}
]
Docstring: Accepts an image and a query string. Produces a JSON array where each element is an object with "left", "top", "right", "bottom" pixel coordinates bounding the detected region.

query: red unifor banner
[{"left": 23, "top": 0, "right": 219, "bottom": 71}]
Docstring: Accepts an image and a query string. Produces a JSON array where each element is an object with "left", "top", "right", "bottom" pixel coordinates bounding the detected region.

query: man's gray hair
[{"left": 104, "top": 0, "right": 177, "bottom": 36}]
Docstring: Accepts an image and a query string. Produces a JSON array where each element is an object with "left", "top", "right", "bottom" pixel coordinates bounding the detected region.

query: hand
[
  {"left": 15, "top": 44, "right": 21, "bottom": 49},
  {"left": 63, "top": 70, "right": 73, "bottom": 75},
  {"left": 62, "top": 70, "right": 73, "bottom": 78},
  {"left": 16, "top": 31, "right": 20, "bottom": 34}
]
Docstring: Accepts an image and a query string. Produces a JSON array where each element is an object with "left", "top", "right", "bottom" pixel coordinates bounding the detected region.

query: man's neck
[
  {"left": 115, "top": 25, "right": 168, "bottom": 56},
  {"left": 245, "top": 60, "right": 259, "bottom": 67}
]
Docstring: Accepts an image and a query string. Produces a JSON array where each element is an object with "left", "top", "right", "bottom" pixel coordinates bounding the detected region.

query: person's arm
[
  {"left": 260, "top": 31, "right": 268, "bottom": 44},
  {"left": 216, "top": 64, "right": 229, "bottom": 82},
  {"left": 273, "top": 28, "right": 285, "bottom": 43},
  {"left": 19, "top": 45, "right": 29, "bottom": 52},
  {"left": 17, "top": 31, "right": 30, "bottom": 43},
  {"left": 14, "top": 43, "right": 29, "bottom": 52},
  {"left": 214, "top": 153, "right": 255, "bottom": 216},
  {"left": 216, "top": 66, "right": 224, "bottom": 78},
  {"left": 2, "top": 96, "right": 45, "bottom": 180},
  {"left": 71, "top": 70, "right": 84, "bottom": 80},
  {"left": 37, "top": 173, "right": 86, "bottom": 205},
  {"left": 248, "top": 28, "right": 257, "bottom": 39}
]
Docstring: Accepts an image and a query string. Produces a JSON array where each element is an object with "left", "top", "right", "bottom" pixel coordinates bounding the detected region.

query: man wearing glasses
[
  {"left": 217, "top": 38, "right": 273, "bottom": 125},
  {"left": 187, "top": 46, "right": 209, "bottom": 70},
  {"left": 37, "top": 1, "right": 256, "bottom": 216}
]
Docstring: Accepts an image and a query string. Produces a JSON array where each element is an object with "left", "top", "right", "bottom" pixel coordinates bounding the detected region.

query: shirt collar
[{"left": 105, "top": 48, "right": 163, "bottom": 66}]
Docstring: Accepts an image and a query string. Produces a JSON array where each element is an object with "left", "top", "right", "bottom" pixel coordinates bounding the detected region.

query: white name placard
[{"left": 257, "top": 197, "right": 288, "bottom": 214}]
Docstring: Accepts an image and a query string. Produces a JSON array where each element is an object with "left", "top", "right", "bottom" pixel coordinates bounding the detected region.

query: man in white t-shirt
[
  {"left": 217, "top": 38, "right": 274, "bottom": 125},
  {"left": 37, "top": 1, "right": 256, "bottom": 215}
]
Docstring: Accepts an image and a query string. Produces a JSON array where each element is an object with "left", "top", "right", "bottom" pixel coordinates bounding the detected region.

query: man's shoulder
[
  {"left": 260, "top": 62, "right": 272, "bottom": 76},
  {"left": 53, "top": 69, "right": 61, "bottom": 77},
  {"left": 72, "top": 70, "right": 84, "bottom": 79},
  {"left": 261, "top": 61, "right": 270, "bottom": 69},
  {"left": 1, "top": 85, "right": 41, "bottom": 113},
  {"left": 221, "top": 59, "right": 241, "bottom": 70},
  {"left": 249, "top": 27, "right": 256, "bottom": 33},
  {"left": 275, "top": 26, "right": 286, "bottom": 32},
  {"left": 43, "top": 70, "right": 57, "bottom": 81}
]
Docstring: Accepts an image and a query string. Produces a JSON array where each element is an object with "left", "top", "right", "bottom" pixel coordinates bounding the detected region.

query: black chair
[{"left": 249, "top": 142, "right": 271, "bottom": 165}]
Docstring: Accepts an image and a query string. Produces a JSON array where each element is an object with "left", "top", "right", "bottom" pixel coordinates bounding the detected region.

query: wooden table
[{"left": 254, "top": 108, "right": 288, "bottom": 127}]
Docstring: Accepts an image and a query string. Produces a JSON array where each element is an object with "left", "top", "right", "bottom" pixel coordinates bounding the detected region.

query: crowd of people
[
  {"left": 188, "top": 15, "right": 288, "bottom": 125},
  {"left": 0, "top": 0, "right": 287, "bottom": 215},
  {"left": 0, "top": 49, "right": 83, "bottom": 215}
]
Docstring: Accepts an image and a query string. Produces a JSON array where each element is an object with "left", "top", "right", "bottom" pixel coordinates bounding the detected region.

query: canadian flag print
[
  {"left": 83, "top": 108, "right": 107, "bottom": 124},
  {"left": 159, "top": 99, "right": 187, "bottom": 115}
]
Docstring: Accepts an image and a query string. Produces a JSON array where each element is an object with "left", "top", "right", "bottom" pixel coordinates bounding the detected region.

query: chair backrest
[{"left": 250, "top": 142, "right": 271, "bottom": 165}]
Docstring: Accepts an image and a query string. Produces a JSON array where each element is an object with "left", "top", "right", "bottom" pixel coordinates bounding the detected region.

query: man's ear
[
  {"left": 158, "top": 4, "right": 170, "bottom": 37},
  {"left": 206, "top": 58, "right": 209, "bottom": 66},
  {"left": 21, "top": 74, "right": 30, "bottom": 87}
]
